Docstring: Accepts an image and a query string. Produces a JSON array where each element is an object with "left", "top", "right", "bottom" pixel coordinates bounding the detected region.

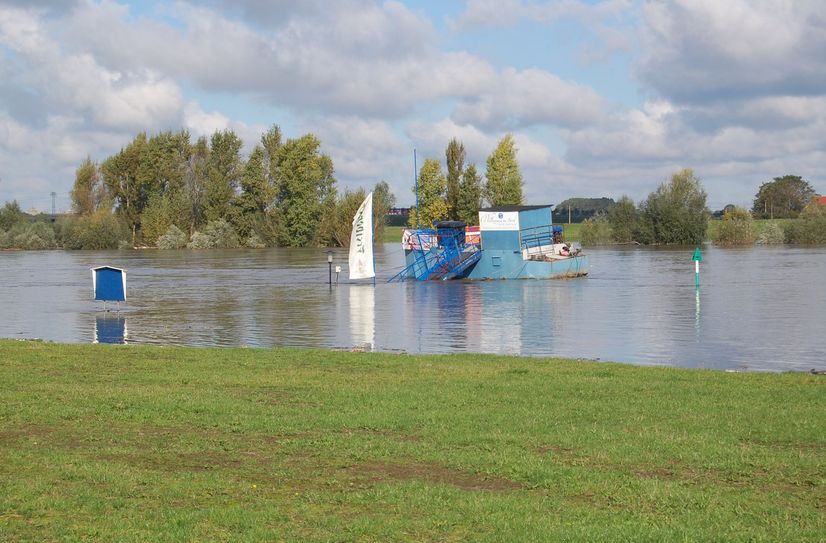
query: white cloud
[
  {"left": 306, "top": 115, "right": 405, "bottom": 191},
  {"left": 453, "top": 68, "right": 604, "bottom": 130},
  {"left": 638, "top": 0, "right": 826, "bottom": 104}
]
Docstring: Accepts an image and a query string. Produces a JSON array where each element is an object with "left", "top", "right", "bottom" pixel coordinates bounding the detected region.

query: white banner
[
  {"left": 349, "top": 192, "right": 375, "bottom": 279},
  {"left": 479, "top": 211, "right": 520, "bottom": 231}
]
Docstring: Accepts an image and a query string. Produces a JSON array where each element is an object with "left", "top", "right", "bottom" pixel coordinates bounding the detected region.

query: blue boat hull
[{"left": 402, "top": 249, "right": 588, "bottom": 280}]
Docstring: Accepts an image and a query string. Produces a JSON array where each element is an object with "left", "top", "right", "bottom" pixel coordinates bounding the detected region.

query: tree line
[
  {"left": 1, "top": 127, "right": 395, "bottom": 250},
  {"left": 410, "top": 134, "right": 524, "bottom": 227},
  {"left": 580, "top": 171, "right": 825, "bottom": 246}
]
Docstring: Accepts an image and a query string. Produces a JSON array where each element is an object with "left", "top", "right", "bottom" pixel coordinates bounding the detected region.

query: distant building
[
  {"left": 25, "top": 207, "right": 41, "bottom": 216},
  {"left": 819, "top": 196, "right": 826, "bottom": 206}
]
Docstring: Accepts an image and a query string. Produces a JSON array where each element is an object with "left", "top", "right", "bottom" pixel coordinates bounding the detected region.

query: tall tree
[
  {"left": 70, "top": 157, "right": 102, "bottom": 216},
  {"left": 101, "top": 133, "right": 148, "bottom": 244},
  {"left": 184, "top": 135, "right": 210, "bottom": 232},
  {"left": 445, "top": 138, "right": 465, "bottom": 220},
  {"left": 275, "top": 133, "right": 337, "bottom": 247},
  {"left": 456, "top": 163, "right": 482, "bottom": 225},
  {"left": 484, "top": 134, "right": 523, "bottom": 206},
  {"left": 410, "top": 158, "right": 447, "bottom": 228},
  {"left": 235, "top": 145, "right": 271, "bottom": 238},
  {"left": 205, "top": 130, "right": 243, "bottom": 223},
  {"left": 752, "top": 175, "right": 816, "bottom": 219}
]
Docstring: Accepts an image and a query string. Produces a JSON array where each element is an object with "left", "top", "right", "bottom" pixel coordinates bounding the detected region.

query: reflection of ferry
[{"left": 390, "top": 205, "right": 588, "bottom": 281}]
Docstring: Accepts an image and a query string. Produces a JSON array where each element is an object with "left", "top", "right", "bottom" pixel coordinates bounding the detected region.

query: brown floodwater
[{"left": 1, "top": 244, "right": 824, "bottom": 371}]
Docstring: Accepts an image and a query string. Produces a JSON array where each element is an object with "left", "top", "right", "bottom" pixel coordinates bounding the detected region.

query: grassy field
[{"left": 1, "top": 340, "right": 824, "bottom": 541}]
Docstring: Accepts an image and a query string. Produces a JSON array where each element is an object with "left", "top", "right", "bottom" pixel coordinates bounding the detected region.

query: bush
[
  {"left": 0, "top": 201, "right": 25, "bottom": 231},
  {"left": 0, "top": 229, "right": 9, "bottom": 249},
  {"left": 2, "top": 221, "right": 58, "bottom": 250},
  {"left": 204, "top": 219, "right": 240, "bottom": 248},
  {"left": 244, "top": 233, "right": 265, "bottom": 248},
  {"left": 784, "top": 202, "right": 826, "bottom": 244},
  {"left": 756, "top": 222, "right": 785, "bottom": 245},
  {"left": 608, "top": 195, "right": 638, "bottom": 243},
  {"left": 580, "top": 215, "right": 613, "bottom": 246},
  {"left": 63, "top": 210, "right": 129, "bottom": 250},
  {"left": 187, "top": 231, "right": 211, "bottom": 249},
  {"left": 157, "top": 225, "right": 188, "bottom": 249},
  {"left": 712, "top": 207, "right": 755, "bottom": 246},
  {"left": 638, "top": 168, "right": 709, "bottom": 244}
]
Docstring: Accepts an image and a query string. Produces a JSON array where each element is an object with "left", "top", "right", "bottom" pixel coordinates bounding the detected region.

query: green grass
[
  {"left": 383, "top": 225, "right": 405, "bottom": 243},
  {"left": 1, "top": 341, "right": 824, "bottom": 541}
]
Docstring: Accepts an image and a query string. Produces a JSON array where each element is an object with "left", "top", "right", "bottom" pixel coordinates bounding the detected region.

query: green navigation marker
[{"left": 693, "top": 247, "right": 701, "bottom": 287}]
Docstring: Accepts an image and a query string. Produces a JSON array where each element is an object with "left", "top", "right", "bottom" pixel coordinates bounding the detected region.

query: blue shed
[{"left": 91, "top": 266, "right": 126, "bottom": 302}]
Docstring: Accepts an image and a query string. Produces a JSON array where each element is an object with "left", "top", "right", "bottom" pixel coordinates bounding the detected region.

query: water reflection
[
  {"left": 1, "top": 245, "right": 825, "bottom": 371},
  {"left": 94, "top": 313, "right": 128, "bottom": 344},
  {"left": 348, "top": 285, "right": 375, "bottom": 351}
]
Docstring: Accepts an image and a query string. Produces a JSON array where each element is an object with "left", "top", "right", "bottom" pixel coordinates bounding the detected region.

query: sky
[{"left": 1, "top": 0, "right": 825, "bottom": 213}]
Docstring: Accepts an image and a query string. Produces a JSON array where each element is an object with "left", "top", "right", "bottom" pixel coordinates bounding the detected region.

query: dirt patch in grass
[
  {"left": 0, "top": 425, "right": 89, "bottom": 450},
  {"left": 98, "top": 450, "right": 244, "bottom": 472},
  {"left": 341, "top": 427, "right": 423, "bottom": 443},
  {"left": 536, "top": 444, "right": 823, "bottom": 495},
  {"left": 351, "top": 460, "right": 523, "bottom": 492}
]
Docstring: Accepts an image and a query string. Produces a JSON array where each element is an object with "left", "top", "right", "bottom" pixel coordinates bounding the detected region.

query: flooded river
[{"left": 1, "top": 245, "right": 825, "bottom": 371}]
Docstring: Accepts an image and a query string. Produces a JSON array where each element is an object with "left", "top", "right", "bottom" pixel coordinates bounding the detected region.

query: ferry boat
[{"left": 389, "top": 205, "right": 589, "bottom": 281}]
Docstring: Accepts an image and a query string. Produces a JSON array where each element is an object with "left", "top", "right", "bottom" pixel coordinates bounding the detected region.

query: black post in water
[{"left": 327, "top": 251, "right": 333, "bottom": 287}]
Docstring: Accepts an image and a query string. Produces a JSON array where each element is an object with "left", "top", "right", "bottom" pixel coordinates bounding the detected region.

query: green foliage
[
  {"left": 784, "top": 201, "right": 826, "bottom": 244},
  {"left": 235, "top": 145, "right": 271, "bottom": 238},
  {"left": 638, "top": 168, "right": 709, "bottom": 245},
  {"left": 275, "top": 134, "right": 336, "bottom": 247},
  {"left": 101, "top": 133, "right": 148, "bottom": 244},
  {"left": 607, "top": 195, "right": 638, "bottom": 243},
  {"left": 756, "top": 222, "right": 785, "bottom": 245},
  {"left": 332, "top": 188, "right": 368, "bottom": 247},
  {"left": 205, "top": 130, "right": 243, "bottom": 223},
  {"left": 712, "top": 207, "right": 755, "bottom": 246},
  {"left": 139, "top": 195, "right": 174, "bottom": 246},
  {"left": 70, "top": 157, "right": 106, "bottom": 215},
  {"left": 752, "top": 175, "right": 816, "bottom": 219},
  {"left": 372, "top": 181, "right": 395, "bottom": 244},
  {"left": 557, "top": 197, "right": 617, "bottom": 223},
  {"left": 204, "top": 218, "right": 240, "bottom": 248},
  {"left": 457, "top": 163, "right": 482, "bottom": 226},
  {"left": 186, "top": 231, "right": 211, "bottom": 249},
  {"left": 0, "top": 200, "right": 25, "bottom": 230},
  {"left": 157, "top": 225, "right": 188, "bottom": 250},
  {"left": 244, "top": 233, "right": 266, "bottom": 248},
  {"left": 11, "top": 221, "right": 59, "bottom": 250},
  {"left": 0, "top": 228, "right": 9, "bottom": 249},
  {"left": 63, "top": 210, "right": 129, "bottom": 250},
  {"left": 484, "top": 134, "right": 523, "bottom": 206},
  {"left": 412, "top": 158, "right": 448, "bottom": 227},
  {"left": 580, "top": 214, "right": 613, "bottom": 246},
  {"left": 445, "top": 138, "right": 465, "bottom": 220}
]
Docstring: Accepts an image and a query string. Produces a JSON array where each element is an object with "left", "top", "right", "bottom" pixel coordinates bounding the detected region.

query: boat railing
[
  {"left": 519, "top": 225, "right": 562, "bottom": 253},
  {"left": 389, "top": 226, "right": 481, "bottom": 282}
]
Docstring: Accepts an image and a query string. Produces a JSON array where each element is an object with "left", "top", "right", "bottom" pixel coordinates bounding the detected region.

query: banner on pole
[{"left": 349, "top": 192, "right": 375, "bottom": 280}]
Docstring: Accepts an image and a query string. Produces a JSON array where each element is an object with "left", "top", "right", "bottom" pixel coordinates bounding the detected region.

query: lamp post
[{"left": 327, "top": 251, "right": 333, "bottom": 287}]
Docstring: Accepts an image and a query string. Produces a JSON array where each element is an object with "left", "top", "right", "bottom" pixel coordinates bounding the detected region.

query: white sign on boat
[{"left": 479, "top": 211, "right": 520, "bottom": 231}]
